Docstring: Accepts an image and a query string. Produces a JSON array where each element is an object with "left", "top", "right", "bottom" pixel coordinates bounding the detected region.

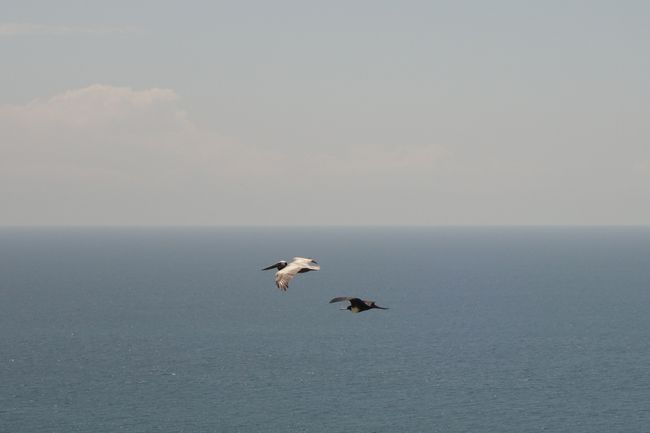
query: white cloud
[
  {"left": 1, "top": 83, "right": 646, "bottom": 225},
  {"left": 2, "top": 85, "right": 204, "bottom": 175},
  {"left": 0, "top": 22, "right": 136, "bottom": 36},
  {"left": 2, "top": 84, "right": 445, "bottom": 178},
  {"left": 0, "top": 84, "right": 447, "bottom": 224}
]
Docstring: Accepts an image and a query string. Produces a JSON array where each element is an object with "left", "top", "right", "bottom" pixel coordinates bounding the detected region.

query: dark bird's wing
[
  {"left": 329, "top": 297, "right": 355, "bottom": 304},
  {"left": 329, "top": 297, "right": 368, "bottom": 308},
  {"left": 349, "top": 298, "right": 370, "bottom": 309}
]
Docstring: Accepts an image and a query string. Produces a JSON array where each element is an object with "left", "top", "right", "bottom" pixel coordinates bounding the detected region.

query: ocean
[{"left": 1, "top": 227, "right": 649, "bottom": 433}]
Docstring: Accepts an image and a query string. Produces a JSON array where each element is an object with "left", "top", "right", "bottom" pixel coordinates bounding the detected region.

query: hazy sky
[{"left": 2, "top": 1, "right": 649, "bottom": 225}]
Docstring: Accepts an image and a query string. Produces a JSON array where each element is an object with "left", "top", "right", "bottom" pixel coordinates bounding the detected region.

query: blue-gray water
[{"left": 1, "top": 227, "right": 649, "bottom": 433}]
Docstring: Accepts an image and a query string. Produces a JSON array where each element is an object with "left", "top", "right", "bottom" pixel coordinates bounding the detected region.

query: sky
[{"left": 1, "top": 0, "right": 649, "bottom": 225}]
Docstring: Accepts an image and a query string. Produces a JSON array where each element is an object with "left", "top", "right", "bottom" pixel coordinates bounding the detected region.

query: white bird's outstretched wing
[
  {"left": 291, "top": 257, "right": 320, "bottom": 271},
  {"left": 275, "top": 263, "right": 301, "bottom": 291}
]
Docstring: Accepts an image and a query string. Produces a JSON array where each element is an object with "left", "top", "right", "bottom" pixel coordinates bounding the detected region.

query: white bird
[{"left": 262, "top": 257, "right": 320, "bottom": 291}]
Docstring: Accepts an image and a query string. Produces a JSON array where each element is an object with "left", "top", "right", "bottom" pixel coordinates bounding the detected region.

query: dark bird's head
[{"left": 262, "top": 260, "right": 288, "bottom": 271}]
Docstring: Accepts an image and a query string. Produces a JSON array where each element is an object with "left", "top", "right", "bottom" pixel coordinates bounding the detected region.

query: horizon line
[{"left": 0, "top": 224, "right": 648, "bottom": 229}]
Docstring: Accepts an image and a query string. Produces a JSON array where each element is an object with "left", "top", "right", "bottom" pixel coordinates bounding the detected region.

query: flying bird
[
  {"left": 329, "top": 297, "right": 388, "bottom": 313},
  {"left": 262, "top": 257, "right": 320, "bottom": 291}
]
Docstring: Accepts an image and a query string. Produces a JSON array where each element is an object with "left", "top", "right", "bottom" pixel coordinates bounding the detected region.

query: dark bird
[
  {"left": 262, "top": 257, "right": 320, "bottom": 291},
  {"left": 329, "top": 297, "right": 388, "bottom": 313}
]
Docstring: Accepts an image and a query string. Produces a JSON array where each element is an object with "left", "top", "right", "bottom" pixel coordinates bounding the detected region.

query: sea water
[{"left": 1, "top": 227, "right": 649, "bottom": 433}]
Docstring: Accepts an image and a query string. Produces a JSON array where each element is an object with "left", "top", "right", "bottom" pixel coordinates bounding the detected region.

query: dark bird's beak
[{"left": 262, "top": 263, "right": 278, "bottom": 271}]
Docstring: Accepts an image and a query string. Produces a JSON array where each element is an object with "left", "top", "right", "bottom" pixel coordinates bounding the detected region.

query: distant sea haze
[{"left": 1, "top": 227, "right": 649, "bottom": 433}]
